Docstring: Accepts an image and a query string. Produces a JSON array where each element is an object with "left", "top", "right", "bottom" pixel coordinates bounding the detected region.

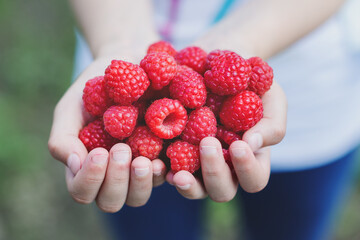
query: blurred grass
[{"left": 0, "top": 0, "right": 359, "bottom": 240}]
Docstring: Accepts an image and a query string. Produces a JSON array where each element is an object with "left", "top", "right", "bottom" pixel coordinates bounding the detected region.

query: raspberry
[
  {"left": 167, "top": 140, "right": 200, "bottom": 173},
  {"left": 205, "top": 93, "right": 225, "bottom": 116},
  {"left": 247, "top": 57, "right": 274, "bottom": 96},
  {"left": 105, "top": 60, "right": 150, "bottom": 105},
  {"left": 140, "top": 52, "right": 177, "bottom": 90},
  {"left": 222, "top": 149, "right": 234, "bottom": 171},
  {"left": 147, "top": 40, "right": 177, "bottom": 56},
  {"left": 145, "top": 98, "right": 187, "bottom": 139},
  {"left": 82, "top": 76, "right": 113, "bottom": 116},
  {"left": 220, "top": 91, "right": 263, "bottom": 132},
  {"left": 169, "top": 67, "right": 207, "bottom": 109},
  {"left": 205, "top": 49, "right": 232, "bottom": 70},
  {"left": 79, "top": 119, "right": 118, "bottom": 151},
  {"left": 133, "top": 100, "right": 147, "bottom": 124},
  {"left": 204, "top": 51, "right": 251, "bottom": 96},
  {"left": 181, "top": 107, "right": 217, "bottom": 145},
  {"left": 175, "top": 46, "right": 207, "bottom": 74},
  {"left": 216, "top": 126, "right": 242, "bottom": 148},
  {"left": 126, "top": 126, "right": 163, "bottom": 160},
  {"left": 103, "top": 105, "right": 138, "bottom": 139}
]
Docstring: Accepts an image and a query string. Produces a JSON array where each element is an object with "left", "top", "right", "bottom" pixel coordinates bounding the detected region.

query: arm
[
  {"left": 169, "top": 0, "right": 344, "bottom": 200},
  {"left": 48, "top": 0, "right": 165, "bottom": 212},
  {"left": 70, "top": 0, "right": 159, "bottom": 59},
  {"left": 197, "top": 0, "right": 345, "bottom": 59}
]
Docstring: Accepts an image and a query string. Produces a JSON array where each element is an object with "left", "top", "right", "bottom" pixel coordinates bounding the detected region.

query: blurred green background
[{"left": 0, "top": 0, "right": 360, "bottom": 239}]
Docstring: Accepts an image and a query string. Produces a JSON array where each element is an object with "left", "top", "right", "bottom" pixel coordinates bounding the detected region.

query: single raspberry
[
  {"left": 220, "top": 91, "right": 263, "bottom": 132},
  {"left": 140, "top": 52, "right": 177, "bottom": 90},
  {"left": 216, "top": 126, "right": 242, "bottom": 148},
  {"left": 181, "top": 107, "right": 217, "bottom": 145},
  {"left": 147, "top": 40, "right": 177, "bottom": 56},
  {"left": 103, "top": 105, "right": 138, "bottom": 139},
  {"left": 126, "top": 126, "right": 163, "bottom": 160},
  {"left": 133, "top": 100, "right": 147, "bottom": 123},
  {"left": 138, "top": 85, "right": 171, "bottom": 102},
  {"left": 175, "top": 46, "right": 207, "bottom": 74},
  {"left": 169, "top": 67, "right": 207, "bottom": 109},
  {"left": 204, "top": 51, "right": 251, "bottom": 96},
  {"left": 145, "top": 98, "right": 187, "bottom": 139},
  {"left": 79, "top": 119, "right": 118, "bottom": 151},
  {"left": 105, "top": 60, "right": 150, "bottom": 105},
  {"left": 222, "top": 149, "right": 234, "bottom": 171},
  {"left": 247, "top": 57, "right": 274, "bottom": 96},
  {"left": 167, "top": 140, "right": 200, "bottom": 173},
  {"left": 205, "top": 49, "right": 232, "bottom": 70},
  {"left": 82, "top": 76, "right": 113, "bottom": 116},
  {"left": 205, "top": 93, "right": 225, "bottom": 116}
]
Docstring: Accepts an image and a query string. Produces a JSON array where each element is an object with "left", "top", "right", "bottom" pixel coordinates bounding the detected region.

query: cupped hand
[
  {"left": 48, "top": 56, "right": 167, "bottom": 212},
  {"left": 166, "top": 81, "right": 287, "bottom": 201}
]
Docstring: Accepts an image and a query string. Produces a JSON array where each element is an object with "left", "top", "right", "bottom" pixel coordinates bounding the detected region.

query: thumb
[{"left": 48, "top": 134, "right": 88, "bottom": 175}]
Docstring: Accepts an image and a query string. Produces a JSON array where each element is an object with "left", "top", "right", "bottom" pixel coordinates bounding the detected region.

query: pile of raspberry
[{"left": 79, "top": 41, "right": 273, "bottom": 174}]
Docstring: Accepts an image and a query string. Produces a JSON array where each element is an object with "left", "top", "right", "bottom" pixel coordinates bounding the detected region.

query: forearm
[
  {"left": 69, "top": 0, "right": 159, "bottom": 59},
  {"left": 196, "top": 0, "right": 345, "bottom": 59}
]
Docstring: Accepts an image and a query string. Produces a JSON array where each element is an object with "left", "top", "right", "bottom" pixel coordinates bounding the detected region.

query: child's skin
[{"left": 48, "top": 0, "right": 343, "bottom": 213}]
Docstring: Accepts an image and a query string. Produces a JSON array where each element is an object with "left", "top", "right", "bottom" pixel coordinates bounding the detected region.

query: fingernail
[
  {"left": 68, "top": 153, "right": 80, "bottom": 175},
  {"left": 248, "top": 133, "right": 263, "bottom": 152},
  {"left": 177, "top": 184, "right": 191, "bottom": 190},
  {"left": 113, "top": 150, "right": 129, "bottom": 163},
  {"left": 231, "top": 148, "right": 246, "bottom": 158},
  {"left": 92, "top": 154, "right": 107, "bottom": 164},
  {"left": 200, "top": 146, "right": 217, "bottom": 156},
  {"left": 134, "top": 167, "right": 149, "bottom": 177},
  {"left": 153, "top": 169, "right": 162, "bottom": 176}
]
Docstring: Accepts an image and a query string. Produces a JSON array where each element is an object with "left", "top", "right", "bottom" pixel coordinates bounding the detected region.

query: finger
[
  {"left": 48, "top": 93, "right": 91, "bottom": 175},
  {"left": 152, "top": 159, "right": 167, "bottom": 187},
  {"left": 126, "top": 156, "right": 153, "bottom": 207},
  {"left": 229, "top": 140, "right": 270, "bottom": 193},
  {"left": 172, "top": 170, "right": 208, "bottom": 200},
  {"left": 242, "top": 81, "right": 287, "bottom": 152},
  {"left": 66, "top": 148, "right": 109, "bottom": 204},
  {"left": 96, "top": 144, "right": 131, "bottom": 213},
  {"left": 199, "top": 137, "right": 238, "bottom": 202}
]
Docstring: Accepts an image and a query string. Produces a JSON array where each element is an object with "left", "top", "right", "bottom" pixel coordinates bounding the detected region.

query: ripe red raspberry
[
  {"left": 145, "top": 98, "right": 187, "bottom": 139},
  {"left": 175, "top": 46, "right": 207, "bottom": 74},
  {"left": 167, "top": 140, "right": 200, "bottom": 173},
  {"left": 105, "top": 60, "right": 150, "bottom": 105},
  {"left": 222, "top": 149, "right": 234, "bottom": 171},
  {"left": 220, "top": 91, "right": 263, "bottom": 132},
  {"left": 216, "top": 126, "right": 242, "bottom": 148},
  {"left": 140, "top": 52, "right": 177, "bottom": 90},
  {"left": 247, "top": 57, "right": 274, "bottom": 96},
  {"left": 79, "top": 119, "right": 118, "bottom": 151},
  {"left": 133, "top": 100, "right": 147, "bottom": 124},
  {"left": 126, "top": 126, "right": 163, "bottom": 160},
  {"left": 205, "top": 49, "right": 232, "bottom": 70},
  {"left": 204, "top": 52, "right": 251, "bottom": 96},
  {"left": 147, "top": 40, "right": 177, "bottom": 56},
  {"left": 181, "top": 107, "right": 217, "bottom": 145},
  {"left": 82, "top": 76, "right": 113, "bottom": 116},
  {"left": 103, "top": 105, "right": 138, "bottom": 139},
  {"left": 169, "top": 67, "right": 207, "bottom": 109},
  {"left": 205, "top": 93, "right": 225, "bottom": 116}
]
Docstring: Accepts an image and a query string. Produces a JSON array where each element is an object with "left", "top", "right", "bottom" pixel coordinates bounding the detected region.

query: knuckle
[
  {"left": 273, "top": 126, "right": 286, "bottom": 143},
  {"left": 126, "top": 199, "right": 148, "bottom": 207},
  {"left": 211, "top": 192, "right": 236, "bottom": 203},
  {"left": 83, "top": 175, "right": 104, "bottom": 185},
  {"left": 48, "top": 137, "right": 62, "bottom": 160},
  {"left": 71, "top": 194, "right": 93, "bottom": 205},
  {"left": 202, "top": 168, "right": 222, "bottom": 178},
  {"left": 97, "top": 203, "right": 122, "bottom": 213},
  {"left": 245, "top": 182, "right": 267, "bottom": 193}
]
